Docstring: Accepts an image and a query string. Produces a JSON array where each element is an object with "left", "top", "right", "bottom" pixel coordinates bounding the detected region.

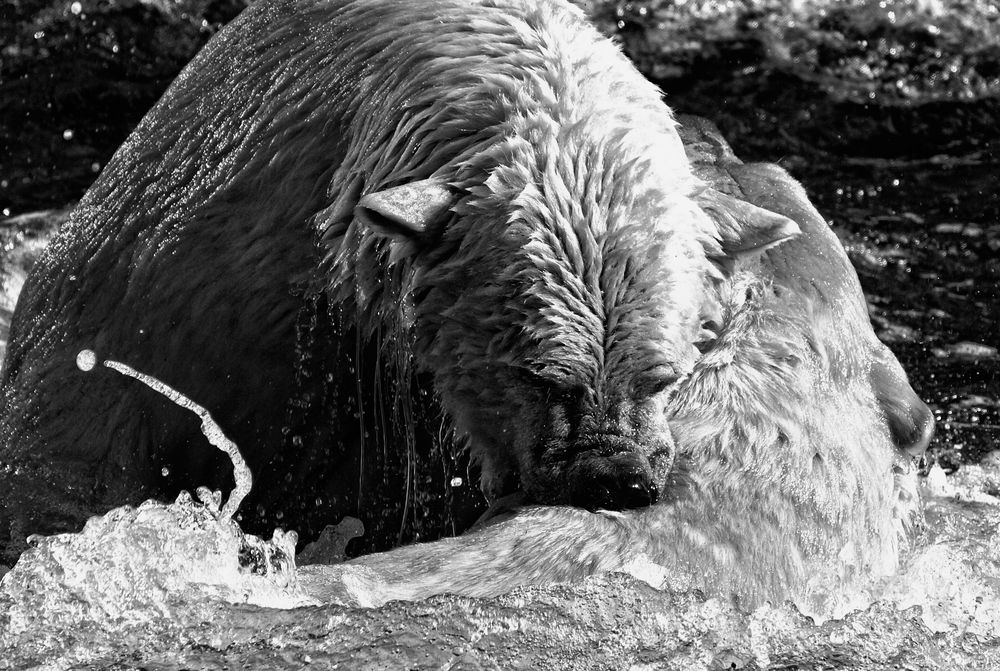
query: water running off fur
[{"left": 75, "top": 349, "right": 252, "bottom": 520}]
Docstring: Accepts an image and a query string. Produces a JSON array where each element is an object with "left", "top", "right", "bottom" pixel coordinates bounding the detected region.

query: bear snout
[
  {"left": 891, "top": 398, "right": 935, "bottom": 458},
  {"left": 869, "top": 344, "right": 936, "bottom": 459},
  {"left": 566, "top": 446, "right": 659, "bottom": 512}
]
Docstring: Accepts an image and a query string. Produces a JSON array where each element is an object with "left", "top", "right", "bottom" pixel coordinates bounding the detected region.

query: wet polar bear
[
  {"left": 301, "top": 117, "right": 935, "bottom": 607},
  {"left": 0, "top": 0, "right": 931, "bottom": 599}
]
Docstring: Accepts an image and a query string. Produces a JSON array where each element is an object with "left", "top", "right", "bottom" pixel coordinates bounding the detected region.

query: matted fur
[
  {"left": 0, "top": 0, "right": 727, "bottom": 558},
  {"left": 0, "top": 0, "right": 929, "bottom": 602},
  {"left": 301, "top": 150, "right": 926, "bottom": 609}
]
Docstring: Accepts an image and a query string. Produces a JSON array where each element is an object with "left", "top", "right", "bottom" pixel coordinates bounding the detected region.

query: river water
[{"left": 1, "top": 461, "right": 999, "bottom": 669}]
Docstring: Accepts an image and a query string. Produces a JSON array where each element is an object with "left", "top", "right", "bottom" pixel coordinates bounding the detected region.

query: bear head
[{"left": 351, "top": 119, "right": 799, "bottom": 513}]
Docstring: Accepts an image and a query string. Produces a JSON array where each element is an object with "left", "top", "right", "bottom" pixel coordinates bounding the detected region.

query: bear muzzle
[
  {"left": 526, "top": 391, "right": 674, "bottom": 511},
  {"left": 565, "top": 437, "right": 660, "bottom": 512}
]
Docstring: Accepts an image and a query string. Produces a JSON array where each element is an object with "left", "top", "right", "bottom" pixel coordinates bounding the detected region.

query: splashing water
[
  {"left": 2, "top": 468, "right": 999, "bottom": 668},
  {"left": 75, "top": 349, "right": 252, "bottom": 520},
  {"left": 2, "top": 352, "right": 321, "bottom": 666},
  {"left": 1, "top": 355, "right": 999, "bottom": 668}
]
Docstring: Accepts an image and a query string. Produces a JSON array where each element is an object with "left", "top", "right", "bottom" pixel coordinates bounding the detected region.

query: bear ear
[
  {"left": 695, "top": 187, "right": 800, "bottom": 258},
  {"left": 355, "top": 178, "right": 457, "bottom": 239}
]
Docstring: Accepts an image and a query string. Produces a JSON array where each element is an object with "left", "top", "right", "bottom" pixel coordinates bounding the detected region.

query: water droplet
[{"left": 76, "top": 350, "right": 97, "bottom": 372}]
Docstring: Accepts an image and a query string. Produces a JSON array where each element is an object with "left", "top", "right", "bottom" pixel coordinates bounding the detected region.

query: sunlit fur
[
  {"left": 1, "top": 0, "right": 721, "bottom": 537},
  {"left": 317, "top": 0, "right": 721, "bottom": 500},
  {"left": 301, "top": 158, "right": 925, "bottom": 610},
  {"left": 0, "top": 0, "right": 925, "bottom": 601}
]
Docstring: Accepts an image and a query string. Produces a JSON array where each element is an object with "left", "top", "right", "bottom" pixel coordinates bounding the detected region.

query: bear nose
[
  {"left": 899, "top": 404, "right": 935, "bottom": 457},
  {"left": 888, "top": 397, "right": 935, "bottom": 458},
  {"left": 568, "top": 453, "right": 659, "bottom": 511},
  {"left": 617, "top": 472, "right": 660, "bottom": 509},
  {"left": 869, "top": 346, "right": 935, "bottom": 459}
]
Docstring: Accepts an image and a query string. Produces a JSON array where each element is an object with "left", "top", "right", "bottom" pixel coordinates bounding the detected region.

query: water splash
[
  {"left": 1, "top": 353, "right": 998, "bottom": 666},
  {"left": 1, "top": 462, "right": 999, "bottom": 667},
  {"left": 75, "top": 349, "right": 251, "bottom": 520},
  {"left": 0, "top": 492, "right": 315, "bottom": 666}
]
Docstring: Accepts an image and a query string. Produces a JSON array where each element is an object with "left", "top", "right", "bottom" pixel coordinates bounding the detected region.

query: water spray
[{"left": 75, "top": 349, "right": 252, "bottom": 521}]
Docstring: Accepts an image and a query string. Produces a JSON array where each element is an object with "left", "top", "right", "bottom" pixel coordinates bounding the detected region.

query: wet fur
[
  {"left": 303, "top": 144, "right": 925, "bottom": 609},
  {"left": 1, "top": 0, "right": 721, "bottom": 558},
  {"left": 0, "top": 0, "right": 928, "bottom": 600}
]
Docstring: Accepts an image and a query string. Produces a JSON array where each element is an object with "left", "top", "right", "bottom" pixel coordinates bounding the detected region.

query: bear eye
[
  {"left": 513, "top": 368, "right": 591, "bottom": 409},
  {"left": 632, "top": 372, "right": 678, "bottom": 398}
]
